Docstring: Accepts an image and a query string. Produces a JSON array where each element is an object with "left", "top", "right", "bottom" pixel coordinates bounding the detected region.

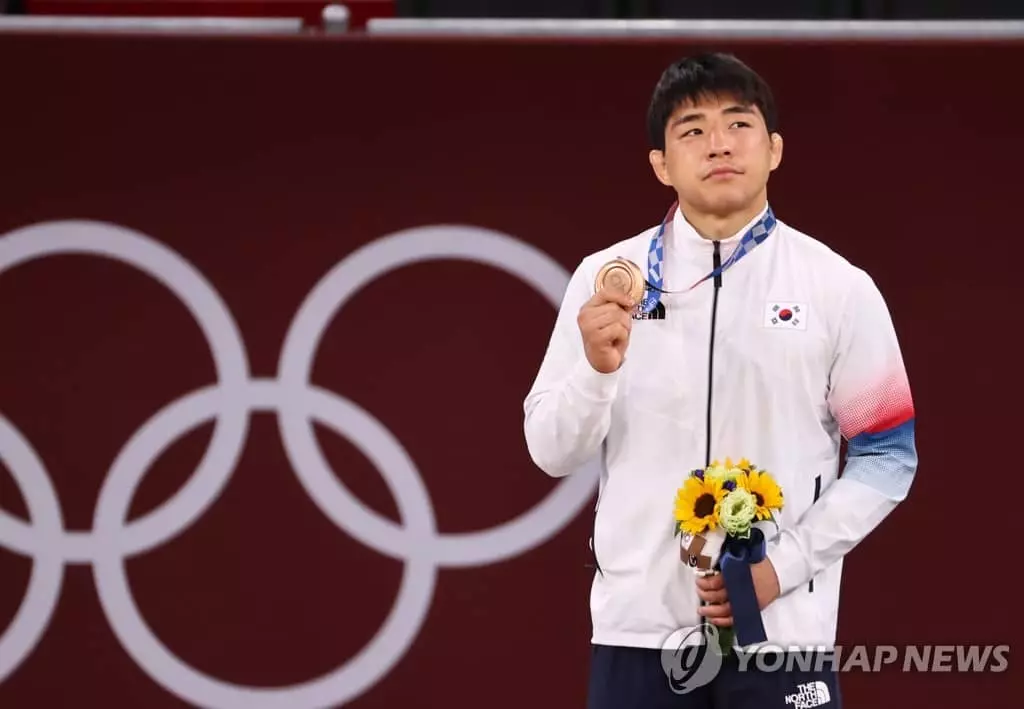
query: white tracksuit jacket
[{"left": 523, "top": 202, "right": 917, "bottom": 651}]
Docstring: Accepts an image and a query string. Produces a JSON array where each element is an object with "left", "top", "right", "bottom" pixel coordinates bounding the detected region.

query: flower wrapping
[{"left": 673, "top": 458, "right": 785, "bottom": 650}]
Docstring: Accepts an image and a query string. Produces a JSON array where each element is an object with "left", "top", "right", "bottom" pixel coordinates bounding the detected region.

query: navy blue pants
[{"left": 586, "top": 644, "right": 842, "bottom": 709}]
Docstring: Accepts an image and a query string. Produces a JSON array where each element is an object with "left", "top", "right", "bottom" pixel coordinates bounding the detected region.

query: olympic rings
[{"left": 0, "top": 220, "right": 601, "bottom": 708}]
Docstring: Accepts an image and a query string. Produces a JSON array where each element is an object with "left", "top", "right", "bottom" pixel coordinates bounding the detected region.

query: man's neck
[{"left": 680, "top": 197, "right": 768, "bottom": 241}]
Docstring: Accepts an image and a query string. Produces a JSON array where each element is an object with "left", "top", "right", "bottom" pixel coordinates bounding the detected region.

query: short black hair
[{"left": 646, "top": 52, "right": 778, "bottom": 151}]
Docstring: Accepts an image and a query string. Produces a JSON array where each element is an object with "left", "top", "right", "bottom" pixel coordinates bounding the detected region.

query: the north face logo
[
  {"left": 784, "top": 681, "right": 831, "bottom": 707},
  {"left": 633, "top": 301, "right": 665, "bottom": 321}
]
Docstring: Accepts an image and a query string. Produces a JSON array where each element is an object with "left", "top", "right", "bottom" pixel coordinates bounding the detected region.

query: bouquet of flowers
[{"left": 673, "top": 458, "right": 784, "bottom": 651}]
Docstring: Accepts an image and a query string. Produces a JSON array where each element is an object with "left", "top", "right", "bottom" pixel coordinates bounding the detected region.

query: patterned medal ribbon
[{"left": 638, "top": 201, "right": 777, "bottom": 314}]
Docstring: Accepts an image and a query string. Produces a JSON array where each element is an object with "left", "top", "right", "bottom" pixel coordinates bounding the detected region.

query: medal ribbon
[{"left": 639, "top": 201, "right": 777, "bottom": 313}]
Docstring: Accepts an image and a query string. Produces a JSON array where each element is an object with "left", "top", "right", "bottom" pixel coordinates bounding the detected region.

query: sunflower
[
  {"left": 674, "top": 475, "right": 726, "bottom": 535},
  {"left": 738, "top": 469, "right": 784, "bottom": 520}
]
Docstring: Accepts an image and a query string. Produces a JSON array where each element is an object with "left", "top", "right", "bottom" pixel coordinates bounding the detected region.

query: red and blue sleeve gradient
[{"left": 834, "top": 372, "right": 917, "bottom": 499}]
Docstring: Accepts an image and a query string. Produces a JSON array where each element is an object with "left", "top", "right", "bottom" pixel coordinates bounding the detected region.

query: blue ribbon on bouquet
[{"left": 719, "top": 527, "right": 769, "bottom": 647}]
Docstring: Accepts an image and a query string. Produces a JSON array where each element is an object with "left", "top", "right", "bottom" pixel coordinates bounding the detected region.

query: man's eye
[
  {"left": 682, "top": 128, "right": 702, "bottom": 137},
  {"left": 731, "top": 121, "right": 751, "bottom": 128}
]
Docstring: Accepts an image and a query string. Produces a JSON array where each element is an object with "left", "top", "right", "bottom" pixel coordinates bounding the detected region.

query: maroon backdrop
[{"left": 1, "top": 32, "right": 1023, "bottom": 707}]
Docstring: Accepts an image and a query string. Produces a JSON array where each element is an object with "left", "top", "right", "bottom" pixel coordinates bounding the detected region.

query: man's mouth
[{"left": 705, "top": 166, "right": 742, "bottom": 179}]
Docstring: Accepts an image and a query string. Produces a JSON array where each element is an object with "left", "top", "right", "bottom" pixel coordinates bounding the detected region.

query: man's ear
[
  {"left": 769, "top": 132, "right": 784, "bottom": 172},
  {"left": 649, "top": 149, "right": 672, "bottom": 187}
]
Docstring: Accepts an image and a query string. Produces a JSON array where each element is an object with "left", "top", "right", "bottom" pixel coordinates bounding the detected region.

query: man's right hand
[{"left": 577, "top": 288, "right": 636, "bottom": 374}]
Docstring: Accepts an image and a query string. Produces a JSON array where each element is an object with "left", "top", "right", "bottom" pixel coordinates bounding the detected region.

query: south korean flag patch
[{"left": 764, "top": 301, "right": 807, "bottom": 330}]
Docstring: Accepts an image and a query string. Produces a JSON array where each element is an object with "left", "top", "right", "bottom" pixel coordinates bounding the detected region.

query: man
[{"left": 522, "top": 52, "right": 917, "bottom": 708}]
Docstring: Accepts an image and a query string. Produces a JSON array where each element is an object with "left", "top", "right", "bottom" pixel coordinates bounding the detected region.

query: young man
[{"left": 523, "top": 53, "right": 917, "bottom": 707}]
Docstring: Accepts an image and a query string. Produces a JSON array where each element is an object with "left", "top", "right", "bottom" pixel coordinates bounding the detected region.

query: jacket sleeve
[
  {"left": 523, "top": 259, "right": 621, "bottom": 478},
  {"left": 766, "top": 267, "right": 918, "bottom": 596}
]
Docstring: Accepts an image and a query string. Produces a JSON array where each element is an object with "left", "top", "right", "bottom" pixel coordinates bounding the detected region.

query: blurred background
[
  {"left": 5, "top": 0, "right": 1024, "bottom": 21},
  {"left": 5, "top": 0, "right": 1024, "bottom": 18},
  {"left": 399, "top": 0, "right": 1024, "bottom": 18},
  {"left": 2, "top": 1, "right": 1023, "bottom": 708}
]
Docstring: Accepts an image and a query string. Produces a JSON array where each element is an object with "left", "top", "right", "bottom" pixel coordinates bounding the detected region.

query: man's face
[{"left": 649, "top": 93, "right": 782, "bottom": 217}]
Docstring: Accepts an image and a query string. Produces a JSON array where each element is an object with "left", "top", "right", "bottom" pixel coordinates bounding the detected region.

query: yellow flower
[
  {"left": 674, "top": 475, "right": 726, "bottom": 535},
  {"left": 738, "top": 469, "right": 784, "bottom": 520}
]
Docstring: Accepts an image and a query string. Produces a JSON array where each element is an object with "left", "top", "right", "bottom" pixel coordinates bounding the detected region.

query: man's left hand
[{"left": 696, "top": 558, "right": 781, "bottom": 626}]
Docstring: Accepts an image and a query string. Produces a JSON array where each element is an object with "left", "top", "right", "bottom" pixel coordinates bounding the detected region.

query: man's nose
[{"left": 707, "top": 127, "right": 733, "bottom": 157}]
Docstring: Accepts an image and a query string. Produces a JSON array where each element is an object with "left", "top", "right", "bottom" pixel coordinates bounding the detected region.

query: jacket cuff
[{"left": 765, "top": 535, "right": 811, "bottom": 597}]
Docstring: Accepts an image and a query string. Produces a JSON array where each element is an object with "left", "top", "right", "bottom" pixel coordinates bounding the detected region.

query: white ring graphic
[
  {"left": 0, "top": 220, "right": 601, "bottom": 707},
  {"left": 0, "top": 414, "right": 64, "bottom": 685}
]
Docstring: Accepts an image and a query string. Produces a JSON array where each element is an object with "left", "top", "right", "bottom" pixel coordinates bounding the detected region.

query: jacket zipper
[
  {"left": 698, "top": 242, "right": 723, "bottom": 632},
  {"left": 705, "top": 241, "right": 722, "bottom": 466}
]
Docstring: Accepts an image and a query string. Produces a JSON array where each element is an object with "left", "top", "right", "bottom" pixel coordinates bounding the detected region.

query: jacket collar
[{"left": 667, "top": 201, "right": 771, "bottom": 262}]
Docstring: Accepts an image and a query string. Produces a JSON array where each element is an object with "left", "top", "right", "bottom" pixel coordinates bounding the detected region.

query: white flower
[{"left": 718, "top": 488, "right": 757, "bottom": 538}]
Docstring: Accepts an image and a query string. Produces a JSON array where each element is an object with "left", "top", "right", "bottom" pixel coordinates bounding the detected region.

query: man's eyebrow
[
  {"left": 722, "top": 105, "right": 756, "bottom": 116},
  {"left": 670, "top": 112, "right": 704, "bottom": 127}
]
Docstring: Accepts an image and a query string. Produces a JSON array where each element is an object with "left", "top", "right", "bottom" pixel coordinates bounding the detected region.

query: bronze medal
[{"left": 595, "top": 258, "right": 645, "bottom": 303}]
